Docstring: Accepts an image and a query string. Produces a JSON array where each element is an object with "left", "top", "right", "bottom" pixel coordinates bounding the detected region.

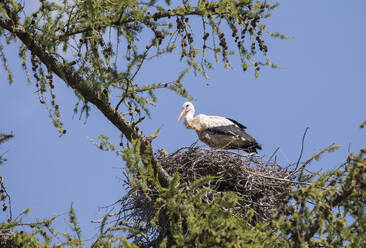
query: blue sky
[{"left": 1, "top": 0, "right": 365, "bottom": 241}]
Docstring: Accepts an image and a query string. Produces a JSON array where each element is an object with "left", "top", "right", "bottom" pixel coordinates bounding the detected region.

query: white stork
[{"left": 177, "top": 102, "right": 262, "bottom": 153}]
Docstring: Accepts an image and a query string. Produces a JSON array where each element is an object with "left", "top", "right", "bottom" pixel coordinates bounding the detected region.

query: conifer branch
[
  {"left": 56, "top": 1, "right": 252, "bottom": 40},
  {"left": 0, "top": 14, "right": 171, "bottom": 187},
  {"left": 56, "top": 8, "right": 204, "bottom": 40}
]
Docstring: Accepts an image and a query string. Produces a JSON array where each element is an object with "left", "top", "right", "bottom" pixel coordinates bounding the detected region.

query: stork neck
[
  {"left": 184, "top": 110, "right": 195, "bottom": 129},
  {"left": 184, "top": 110, "right": 194, "bottom": 121}
]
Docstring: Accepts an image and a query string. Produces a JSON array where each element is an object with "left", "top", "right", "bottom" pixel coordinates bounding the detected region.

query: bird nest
[
  {"left": 159, "top": 146, "right": 296, "bottom": 223},
  {"left": 115, "top": 146, "right": 300, "bottom": 243}
]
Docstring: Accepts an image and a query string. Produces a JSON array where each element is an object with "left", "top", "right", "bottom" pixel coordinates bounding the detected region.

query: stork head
[{"left": 177, "top": 102, "right": 195, "bottom": 122}]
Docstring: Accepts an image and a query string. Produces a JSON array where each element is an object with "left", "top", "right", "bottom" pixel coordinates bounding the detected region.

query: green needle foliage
[
  {"left": 1, "top": 0, "right": 281, "bottom": 134},
  {"left": 271, "top": 150, "right": 366, "bottom": 247},
  {"left": 0, "top": 1, "right": 365, "bottom": 247}
]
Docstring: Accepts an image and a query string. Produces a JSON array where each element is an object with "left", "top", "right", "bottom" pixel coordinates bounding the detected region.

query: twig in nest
[{"left": 265, "top": 147, "right": 280, "bottom": 167}]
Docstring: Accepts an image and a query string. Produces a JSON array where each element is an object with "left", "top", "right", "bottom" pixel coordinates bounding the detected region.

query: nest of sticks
[
  {"left": 115, "top": 146, "right": 300, "bottom": 244},
  {"left": 159, "top": 146, "right": 297, "bottom": 223}
]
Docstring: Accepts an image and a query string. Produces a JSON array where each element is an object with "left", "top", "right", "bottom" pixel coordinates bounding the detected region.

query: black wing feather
[
  {"left": 205, "top": 125, "right": 262, "bottom": 153},
  {"left": 225, "top": 118, "right": 247, "bottom": 130},
  {"left": 206, "top": 125, "right": 242, "bottom": 136}
]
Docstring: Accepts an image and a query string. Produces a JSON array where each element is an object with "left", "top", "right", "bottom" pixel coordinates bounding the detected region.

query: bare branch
[
  {"left": 265, "top": 147, "right": 280, "bottom": 167},
  {"left": 294, "top": 127, "right": 309, "bottom": 171}
]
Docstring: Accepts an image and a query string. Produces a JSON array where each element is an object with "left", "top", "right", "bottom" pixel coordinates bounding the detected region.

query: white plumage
[{"left": 177, "top": 102, "right": 262, "bottom": 153}]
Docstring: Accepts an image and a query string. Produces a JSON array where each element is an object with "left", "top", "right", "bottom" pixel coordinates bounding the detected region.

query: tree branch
[
  {"left": 294, "top": 127, "right": 309, "bottom": 171},
  {"left": 56, "top": 1, "right": 251, "bottom": 40},
  {"left": 0, "top": 15, "right": 171, "bottom": 187},
  {"left": 56, "top": 9, "right": 204, "bottom": 40}
]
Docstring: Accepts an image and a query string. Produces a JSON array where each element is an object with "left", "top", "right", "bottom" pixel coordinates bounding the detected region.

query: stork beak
[{"left": 177, "top": 109, "right": 186, "bottom": 122}]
